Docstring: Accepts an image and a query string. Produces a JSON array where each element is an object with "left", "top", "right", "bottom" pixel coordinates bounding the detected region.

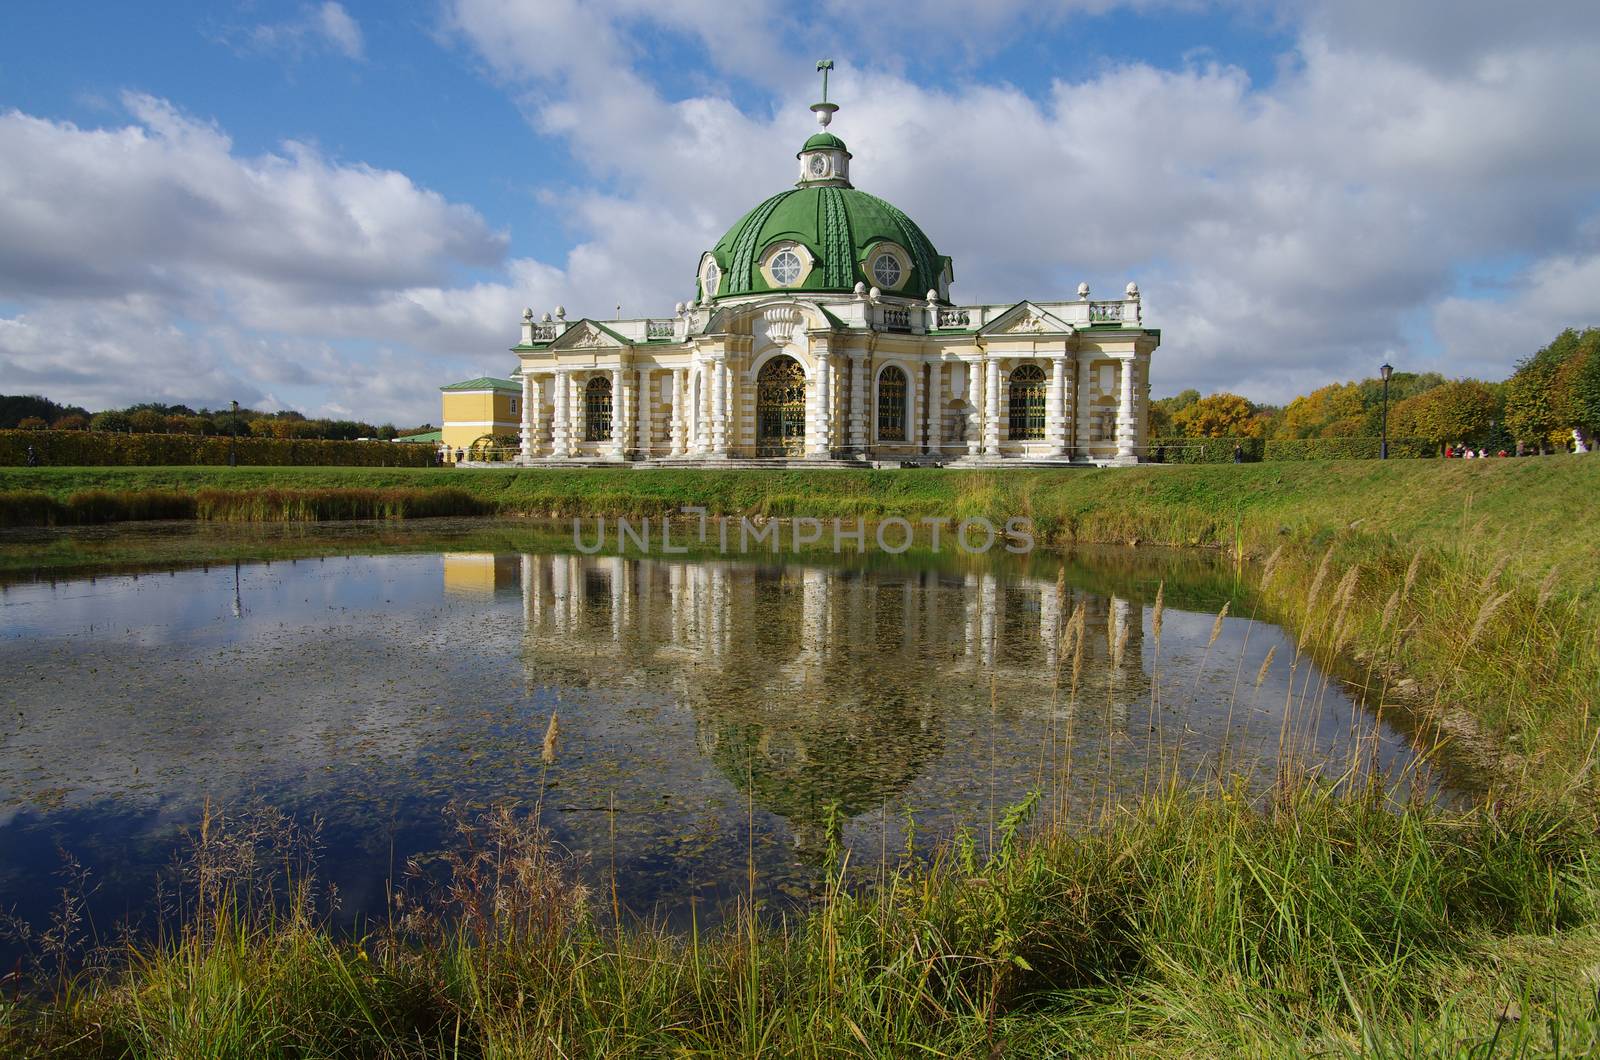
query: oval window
[
  {"left": 770, "top": 249, "right": 804, "bottom": 286},
  {"left": 872, "top": 253, "right": 902, "bottom": 289}
]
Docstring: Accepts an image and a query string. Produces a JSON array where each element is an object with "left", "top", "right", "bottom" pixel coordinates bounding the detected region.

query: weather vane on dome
[{"left": 812, "top": 59, "right": 838, "bottom": 128}]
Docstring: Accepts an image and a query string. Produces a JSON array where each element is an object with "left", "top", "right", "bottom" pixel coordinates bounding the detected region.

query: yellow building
[{"left": 439, "top": 376, "right": 521, "bottom": 462}]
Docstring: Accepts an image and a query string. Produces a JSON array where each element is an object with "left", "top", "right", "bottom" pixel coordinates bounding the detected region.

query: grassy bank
[{"left": 4, "top": 787, "right": 1597, "bottom": 1057}]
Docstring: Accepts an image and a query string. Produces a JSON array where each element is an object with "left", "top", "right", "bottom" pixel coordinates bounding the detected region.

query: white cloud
[
  {"left": 0, "top": 95, "right": 534, "bottom": 422},
  {"left": 246, "top": 2, "right": 366, "bottom": 61}
]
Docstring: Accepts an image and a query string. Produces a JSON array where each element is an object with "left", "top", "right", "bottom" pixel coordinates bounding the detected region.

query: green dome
[
  {"left": 703, "top": 185, "right": 949, "bottom": 301},
  {"left": 800, "top": 131, "right": 849, "bottom": 154}
]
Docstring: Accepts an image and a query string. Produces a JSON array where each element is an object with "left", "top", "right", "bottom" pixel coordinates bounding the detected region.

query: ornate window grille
[
  {"left": 877, "top": 365, "right": 908, "bottom": 442},
  {"left": 1008, "top": 364, "right": 1046, "bottom": 440},
  {"left": 584, "top": 376, "right": 613, "bottom": 441}
]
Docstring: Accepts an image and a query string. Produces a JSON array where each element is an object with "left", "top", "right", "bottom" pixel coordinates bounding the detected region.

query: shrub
[
  {"left": 1151, "top": 436, "right": 1435, "bottom": 462},
  {"left": 0, "top": 430, "right": 436, "bottom": 467}
]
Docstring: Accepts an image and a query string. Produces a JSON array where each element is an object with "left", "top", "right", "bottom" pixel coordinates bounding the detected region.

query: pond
[{"left": 0, "top": 524, "right": 1451, "bottom": 962}]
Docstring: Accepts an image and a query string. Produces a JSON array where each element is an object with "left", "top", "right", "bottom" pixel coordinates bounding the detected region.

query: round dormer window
[
  {"left": 871, "top": 253, "right": 903, "bottom": 289},
  {"left": 701, "top": 257, "right": 721, "bottom": 298},
  {"left": 770, "top": 249, "right": 804, "bottom": 286},
  {"left": 808, "top": 154, "right": 827, "bottom": 178}
]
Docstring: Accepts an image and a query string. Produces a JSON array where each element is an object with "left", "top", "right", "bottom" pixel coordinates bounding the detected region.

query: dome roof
[
  {"left": 702, "top": 184, "right": 950, "bottom": 301},
  {"left": 800, "top": 131, "right": 849, "bottom": 153}
]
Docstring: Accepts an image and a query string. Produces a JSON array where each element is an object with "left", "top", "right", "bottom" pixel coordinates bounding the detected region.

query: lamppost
[
  {"left": 1379, "top": 362, "right": 1393, "bottom": 460},
  {"left": 229, "top": 399, "right": 239, "bottom": 467}
]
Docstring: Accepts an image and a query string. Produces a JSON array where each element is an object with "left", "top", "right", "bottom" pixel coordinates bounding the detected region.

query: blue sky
[{"left": 3, "top": 1, "right": 1598, "bottom": 424}]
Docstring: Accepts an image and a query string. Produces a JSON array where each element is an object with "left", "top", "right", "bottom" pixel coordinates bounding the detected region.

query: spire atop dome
[
  {"left": 810, "top": 59, "right": 838, "bottom": 128},
  {"left": 798, "top": 59, "right": 850, "bottom": 188}
]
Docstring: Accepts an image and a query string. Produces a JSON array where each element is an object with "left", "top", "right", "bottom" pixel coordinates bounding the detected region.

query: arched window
[
  {"left": 584, "top": 376, "right": 613, "bottom": 441},
  {"left": 877, "top": 366, "right": 908, "bottom": 442},
  {"left": 1008, "top": 364, "right": 1046, "bottom": 441}
]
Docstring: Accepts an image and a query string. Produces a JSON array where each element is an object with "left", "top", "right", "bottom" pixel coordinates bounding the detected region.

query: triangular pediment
[
  {"left": 977, "top": 302, "right": 1073, "bottom": 336},
  {"left": 546, "top": 319, "right": 630, "bottom": 351}
]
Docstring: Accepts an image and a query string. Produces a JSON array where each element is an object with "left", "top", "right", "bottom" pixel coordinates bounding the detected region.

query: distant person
[
  {"left": 1154, "top": 444, "right": 1165, "bottom": 464},
  {"left": 25, "top": 445, "right": 38, "bottom": 467},
  {"left": 455, "top": 447, "right": 465, "bottom": 464},
  {"left": 1232, "top": 443, "right": 1244, "bottom": 464}
]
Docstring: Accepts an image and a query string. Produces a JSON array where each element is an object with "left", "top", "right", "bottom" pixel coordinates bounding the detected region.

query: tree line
[
  {"left": 1152, "top": 327, "right": 1600, "bottom": 453},
  {"left": 0, "top": 396, "right": 431, "bottom": 443}
]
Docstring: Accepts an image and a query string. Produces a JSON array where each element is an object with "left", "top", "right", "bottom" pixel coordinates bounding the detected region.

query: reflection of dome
[{"left": 697, "top": 129, "right": 952, "bottom": 303}]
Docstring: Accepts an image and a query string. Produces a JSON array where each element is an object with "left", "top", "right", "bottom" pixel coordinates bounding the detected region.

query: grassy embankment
[{"left": 2, "top": 458, "right": 1599, "bottom": 1054}]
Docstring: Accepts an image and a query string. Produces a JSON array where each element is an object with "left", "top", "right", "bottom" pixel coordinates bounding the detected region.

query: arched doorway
[
  {"left": 1008, "top": 364, "right": 1046, "bottom": 441},
  {"left": 756, "top": 355, "right": 806, "bottom": 457}
]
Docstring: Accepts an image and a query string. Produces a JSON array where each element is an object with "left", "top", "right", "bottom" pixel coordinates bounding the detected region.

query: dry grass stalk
[
  {"left": 1402, "top": 547, "right": 1424, "bottom": 599},
  {"left": 1380, "top": 588, "right": 1402, "bottom": 632},
  {"left": 1255, "top": 645, "right": 1277, "bottom": 688},
  {"left": 1070, "top": 603, "right": 1087, "bottom": 692},
  {"left": 1207, "top": 602, "right": 1230, "bottom": 649},
  {"left": 541, "top": 711, "right": 561, "bottom": 764},
  {"left": 1466, "top": 592, "right": 1513, "bottom": 650},
  {"left": 1306, "top": 547, "right": 1335, "bottom": 614},
  {"left": 1259, "top": 544, "right": 1285, "bottom": 591},
  {"left": 1151, "top": 581, "right": 1165, "bottom": 645},
  {"left": 1536, "top": 568, "right": 1560, "bottom": 612},
  {"left": 1113, "top": 621, "right": 1130, "bottom": 672},
  {"left": 1479, "top": 553, "right": 1509, "bottom": 594}
]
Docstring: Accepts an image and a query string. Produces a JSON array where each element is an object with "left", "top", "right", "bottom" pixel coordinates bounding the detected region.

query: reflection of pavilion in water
[{"left": 509, "top": 553, "right": 1147, "bottom": 847}]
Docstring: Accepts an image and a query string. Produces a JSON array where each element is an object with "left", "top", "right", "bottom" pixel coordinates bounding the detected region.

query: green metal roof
[
  {"left": 394, "top": 430, "right": 442, "bottom": 443},
  {"left": 704, "top": 186, "right": 949, "bottom": 301},
  {"left": 440, "top": 376, "right": 519, "bottom": 392},
  {"left": 800, "top": 132, "right": 849, "bottom": 154}
]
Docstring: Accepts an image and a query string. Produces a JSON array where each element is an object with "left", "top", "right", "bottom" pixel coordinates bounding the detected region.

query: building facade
[
  {"left": 497, "top": 82, "right": 1159, "bottom": 467},
  {"left": 438, "top": 376, "right": 521, "bottom": 461}
]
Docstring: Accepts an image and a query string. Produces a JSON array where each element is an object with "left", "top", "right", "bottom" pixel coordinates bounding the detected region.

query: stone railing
[
  {"left": 880, "top": 306, "right": 911, "bottom": 331},
  {"left": 646, "top": 320, "right": 675, "bottom": 339},
  {"left": 1089, "top": 301, "right": 1123, "bottom": 323},
  {"left": 936, "top": 308, "right": 970, "bottom": 328},
  {"left": 530, "top": 323, "right": 560, "bottom": 342}
]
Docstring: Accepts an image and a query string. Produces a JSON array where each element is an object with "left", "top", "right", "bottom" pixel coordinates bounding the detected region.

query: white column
[
  {"left": 551, "top": 370, "right": 571, "bottom": 458},
  {"left": 809, "top": 350, "right": 833, "bottom": 457},
  {"left": 637, "top": 368, "right": 653, "bottom": 459},
  {"left": 926, "top": 359, "right": 943, "bottom": 455},
  {"left": 608, "top": 368, "right": 627, "bottom": 457},
  {"left": 1076, "top": 358, "right": 1093, "bottom": 459},
  {"left": 1116, "top": 356, "right": 1136, "bottom": 461},
  {"left": 983, "top": 357, "right": 1001, "bottom": 457},
  {"left": 850, "top": 353, "right": 867, "bottom": 456},
  {"left": 671, "top": 367, "right": 687, "bottom": 455},
  {"left": 712, "top": 356, "right": 729, "bottom": 456},
  {"left": 519, "top": 371, "right": 533, "bottom": 462},
  {"left": 1062, "top": 356, "right": 1076, "bottom": 459},
  {"left": 692, "top": 364, "right": 706, "bottom": 454},
  {"left": 1047, "top": 355, "right": 1067, "bottom": 457},
  {"left": 907, "top": 360, "right": 921, "bottom": 453},
  {"left": 964, "top": 362, "right": 979, "bottom": 457}
]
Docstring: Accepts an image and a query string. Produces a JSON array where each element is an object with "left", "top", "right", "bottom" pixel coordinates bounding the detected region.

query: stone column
[
  {"left": 1076, "top": 358, "right": 1093, "bottom": 460},
  {"left": 1047, "top": 354, "right": 1067, "bottom": 457},
  {"left": 519, "top": 371, "right": 533, "bottom": 462},
  {"left": 983, "top": 357, "right": 1001, "bottom": 457},
  {"left": 809, "top": 349, "right": 833, "bottom": 457},
  {"left": 671, "top": 367, "right": 687, "bottom": 455},
  {"left": 1061, "top": 355, "right": 1075, "bottom": 459},
  {"left": 712, "top": 356, "right": 729, "bottom": 456},
  {"left": 610, "top": 367, "right": 626, "bottom": 459},
  {"left": 1116, "top": 356, "right": 1136, "bottom": 461},
  {"left": 964, "top": 361, "right": 982, "bottom": 457},
  {"left": 637, "top": 368, "right": 653, "bottom": 459},
  {"left": 551, "top": 370, "right": 571, "bottom": 458},
  {"left": 926, "top": 359, "right": 943, "bottom": 455},
  {"left": 850, "top": 353, "right": 868, "bottom": 456}
]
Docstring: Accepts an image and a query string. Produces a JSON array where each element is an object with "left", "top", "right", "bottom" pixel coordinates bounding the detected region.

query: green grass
[{"left": 4, "top": 786, "right": 1597, "bottom": 1058}]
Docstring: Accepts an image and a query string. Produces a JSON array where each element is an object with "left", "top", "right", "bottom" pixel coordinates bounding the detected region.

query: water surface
[{"left": 0, "top": 532, "right": 1445, "bottom": 961}]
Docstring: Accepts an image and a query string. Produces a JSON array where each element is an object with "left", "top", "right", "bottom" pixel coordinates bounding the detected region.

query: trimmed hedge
[
  {"left": 0, "top": 430, "right": 435, "bottom": 467},
  {"left": 1150, "top": 436, "right": 1436, "bottom": 463},
  {"left": 0, "top": 486, "right": 491, "bottom": 527}
]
